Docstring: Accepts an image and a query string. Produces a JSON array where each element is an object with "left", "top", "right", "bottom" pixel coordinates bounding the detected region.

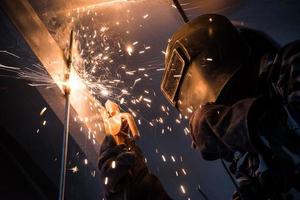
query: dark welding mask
[{"left": 161, "top": 14, "right": 249, "bottom": 117}]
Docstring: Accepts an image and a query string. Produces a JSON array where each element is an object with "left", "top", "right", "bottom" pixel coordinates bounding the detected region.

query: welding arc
[
  {"left": 59, "top": 30, "right": 74, "bottom": 200},
  {"left": 172, "top": 0, "right": 189, "bottom": 23}
]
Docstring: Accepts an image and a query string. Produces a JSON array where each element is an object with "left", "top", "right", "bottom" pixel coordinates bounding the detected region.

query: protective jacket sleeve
[
  {"left": 189, "top": 99, "right": 258, "bottom": 161},
  {"left": 98, "top": 135, "right": 172, "bottom": 200}
]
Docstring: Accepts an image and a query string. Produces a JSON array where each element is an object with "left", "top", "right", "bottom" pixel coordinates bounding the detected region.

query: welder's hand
[{"left": 98, "top": 135, "right": 171, "bottom": 200}]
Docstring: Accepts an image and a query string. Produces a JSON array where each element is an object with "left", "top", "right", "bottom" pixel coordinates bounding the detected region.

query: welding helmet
[{"left": 161, "top": 14, "right": 249, "bottom": 116}]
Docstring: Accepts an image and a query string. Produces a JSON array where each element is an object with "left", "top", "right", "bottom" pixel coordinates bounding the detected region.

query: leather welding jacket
[{"left": 189, "top": 29, "right": 300, "bottom": 198}]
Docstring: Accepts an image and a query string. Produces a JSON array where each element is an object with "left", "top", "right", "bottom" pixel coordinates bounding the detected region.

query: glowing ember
[
  {"left": 70, "top": 166, "right": 79, "bottom": 173},
  {"left": 84, "top": 159, "right": 88, "bottom": 165},
  {"left": 40, "top": 107, "right": 47, "bottom": 116},
  {"left": 180, "top": 185, "right": 186, "bottom": 194},
  {"left": 111, "top": 160, "right": 116, "bottom": 169},
  {"left": 104, "top": 176, "right": 109, "bottom": 185},
  {"left": 126, "top": 45, "right": 134, "bottom": 56}
]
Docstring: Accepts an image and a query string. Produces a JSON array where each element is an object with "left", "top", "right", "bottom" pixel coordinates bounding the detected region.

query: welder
[{"left": 98, "top": 14, "right": 300, "bottom": 200}]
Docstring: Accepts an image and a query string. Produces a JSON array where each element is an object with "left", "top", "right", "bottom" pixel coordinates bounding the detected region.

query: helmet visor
[
  {"left": 161, "top": 49, "right": 186, "bottom": 106},
  {"left": 177, "top": 59, "right": 233, "bottom": 117}
]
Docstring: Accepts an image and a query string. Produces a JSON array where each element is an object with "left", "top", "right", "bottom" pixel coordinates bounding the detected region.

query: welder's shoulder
[{"left": 275, "top": 40, "right": 300, "bottom": 65}]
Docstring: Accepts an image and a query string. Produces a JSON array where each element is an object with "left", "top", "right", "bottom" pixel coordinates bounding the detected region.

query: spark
[
  {"left": 42, "top": 120, "right": 47, "bottom": 126},
  {"left": 180, "top": 185, "right": 186, "bottom": 194},
  {"left": 143, "top": 98, "right": 151, "bottom": 103},
  {"left": 104, "top": 177, "right": 109, "bottom": 185},
  {"left": 182, "top": 168, "right": 187, "bottom": 175},
  {"left": 84, "top": 159, "right": 88, "bottom": 165},
  {"left": 184, "top": 127, "right": 190, "bottom": 135},
  {"left": 0, "top": 50, "right": 20, "bottom": 58},
  {"left": 91, "top": 170, "right": 96, "bottom": 177},
  {"left": 126, "top": 45, "right": 134, "bottom": 56},
  {"left": 133, "top": 78, "right": 141, "bottom": 87},
  {"left": 111, "top": 160, "right": 116, "bottom": 169},
  {"left": 161, "top": 155, "right": 166, "bottom": 162},
  {"left": 126, "top": 71, "right": 135, "bottom": 75},
  {"left": 70, "top": 166, "right": 79, "bottom": 173},
  {"left": 171, "top": 155, "right": 176, "bottom": 162},
  {"left": 40, "top": 107, "right": 47, "bottom": 116},
  {"left": 0, "top": 64, "right": 20, "bottom": 71},
  {"left": 187, "top": 107, "right": 193, "bottom": 113}
]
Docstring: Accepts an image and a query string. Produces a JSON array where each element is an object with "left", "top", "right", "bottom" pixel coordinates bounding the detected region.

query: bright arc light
[
  {"left": 57, "top": 71, "right": 84, "bottom": 92},
  {"left": 69, "top": 72, "right": 84, "bottom": 90}
]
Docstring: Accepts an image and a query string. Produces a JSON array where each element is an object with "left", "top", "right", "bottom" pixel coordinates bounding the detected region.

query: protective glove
[{"left": 98, "top": 135, "right": 171, "bottom": 200}]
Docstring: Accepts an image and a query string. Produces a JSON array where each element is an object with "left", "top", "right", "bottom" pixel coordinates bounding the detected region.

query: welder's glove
[{"left": 98, "top": 135, "right": 171, "bottom": 200}]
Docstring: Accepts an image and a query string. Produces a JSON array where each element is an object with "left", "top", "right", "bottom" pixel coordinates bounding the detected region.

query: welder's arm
[
  {"left": 189, "top": 97, "right": 300, "bottom": 198},
  {"left": 189, "top": 98, "right": 258, "bottom": 161},
  {"left": 270, "top": 40, "right": 300, "bottom": 122},
  {"left": 189, "top": 95, "right": 295, "bottom": 159},
  {"left": 98, "top": 135, "right": 172, "bottom": 200}
]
